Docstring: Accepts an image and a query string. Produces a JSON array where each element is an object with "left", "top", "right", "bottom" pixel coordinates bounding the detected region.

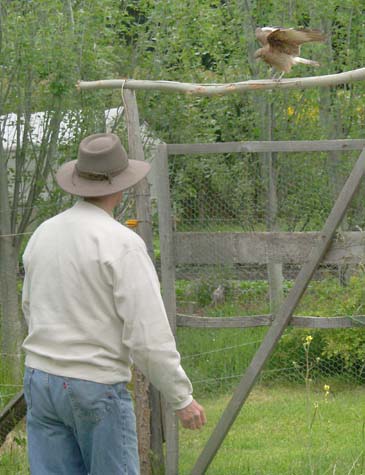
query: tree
[{"left": 0, "top": 0, "right": 123, "bottom": 379}]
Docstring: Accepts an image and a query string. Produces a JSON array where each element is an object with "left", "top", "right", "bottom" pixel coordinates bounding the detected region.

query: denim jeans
[{"left": 23, "top": 367, "right": 140, "bottom": 475}]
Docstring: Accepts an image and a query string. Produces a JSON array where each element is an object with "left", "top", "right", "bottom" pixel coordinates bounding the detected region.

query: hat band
[{"left": 75, "top": 164, "right": 125, "bottom": 184}]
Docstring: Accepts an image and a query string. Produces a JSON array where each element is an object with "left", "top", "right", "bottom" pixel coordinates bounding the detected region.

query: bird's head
[{"left": 254, "top": 49, "right": 263, "bottom": 60}]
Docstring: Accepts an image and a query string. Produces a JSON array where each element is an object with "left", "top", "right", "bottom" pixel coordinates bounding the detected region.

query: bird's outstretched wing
[
  {"left": 255, "top": 27, "right": 280, "bottom": 46},
  {"left": 267, "top": 28, "right": 326, "bottom": 55}
]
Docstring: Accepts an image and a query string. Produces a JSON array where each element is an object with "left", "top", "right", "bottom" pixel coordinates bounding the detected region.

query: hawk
[{"left": 254, "top": 27, "right": 326, "bottom": 79}]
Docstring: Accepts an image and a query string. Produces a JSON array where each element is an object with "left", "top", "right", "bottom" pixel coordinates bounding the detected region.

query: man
[{"left": 22, "top": 133, "right": 206, "bottom": 475}]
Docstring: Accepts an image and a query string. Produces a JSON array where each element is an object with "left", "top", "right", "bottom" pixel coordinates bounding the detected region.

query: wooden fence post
[
  {"left": 263, "top": 97, "right": 284, "bottom": 313},
  {"left": 155, "top": 144, "right": 179, "bottom": 475},
  {"left": 123, "top": 89, "right": 164, "bottom": 475}
]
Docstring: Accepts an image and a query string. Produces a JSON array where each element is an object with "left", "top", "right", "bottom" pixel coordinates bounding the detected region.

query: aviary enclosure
[{"left": 2, "top": 69, "right": 365, "bottom": 474}]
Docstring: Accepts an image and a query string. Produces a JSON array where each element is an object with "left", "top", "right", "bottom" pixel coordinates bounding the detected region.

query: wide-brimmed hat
[{"left": 56, "top": 133, "right": 151, "bottom": 197}]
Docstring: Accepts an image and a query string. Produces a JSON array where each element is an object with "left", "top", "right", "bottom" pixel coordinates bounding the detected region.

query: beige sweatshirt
[{"left": 22, "top": 200, "right": 193, "bottom": 411}]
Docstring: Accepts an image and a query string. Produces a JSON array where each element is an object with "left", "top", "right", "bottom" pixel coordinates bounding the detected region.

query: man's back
[{"left": 22, "top": 200, "right": 145, "bottom": 383}]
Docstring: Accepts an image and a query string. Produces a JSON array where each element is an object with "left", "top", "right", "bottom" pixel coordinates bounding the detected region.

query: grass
[
  {"left": 174, "top": 273, "right": 365, "bottom": 473},
  {"left": 179, "top": 385, "right": 365, "bottom": 475},
  {"left": 2, "top": 384, "right": 365, "bottom": 475},
  {"left": 0, "top": 421, "right": 28, "bottom": 475}
]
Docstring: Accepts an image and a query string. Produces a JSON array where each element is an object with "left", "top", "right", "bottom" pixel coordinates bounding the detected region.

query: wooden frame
[
  {"left": 154, "top": 141, "right": 365, "bottom": 475},
  {"left": 174, "top": 231, "right": 365, "bottom": 265}
]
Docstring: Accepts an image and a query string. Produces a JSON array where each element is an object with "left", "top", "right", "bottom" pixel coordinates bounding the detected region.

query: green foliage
[
  {"left": 177, "top": 273, "right": 365, "bottom": 395},
  {"left": 3, "top": 0, "right": 365, "bottom": 232}
]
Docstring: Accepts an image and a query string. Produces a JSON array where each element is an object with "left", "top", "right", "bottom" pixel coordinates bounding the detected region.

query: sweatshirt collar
[{"left": 73, "top": 199, "right": 115, "bottom": 218}]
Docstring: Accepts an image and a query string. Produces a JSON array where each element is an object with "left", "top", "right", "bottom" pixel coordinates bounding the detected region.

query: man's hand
[{"left": 176, "top": 399, "right": 207, "bottom": 430}]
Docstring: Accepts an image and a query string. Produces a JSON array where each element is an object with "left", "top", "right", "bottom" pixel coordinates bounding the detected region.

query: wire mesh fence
[
  {"left": 2, "top": 146, "right": 365, "bottom": 473},
  {"left": 166, "top": 147, "right": 365, "bottom": 473}
]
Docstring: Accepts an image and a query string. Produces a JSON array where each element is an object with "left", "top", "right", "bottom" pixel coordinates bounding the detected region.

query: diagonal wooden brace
[
  {"left": 191, "top": 147, "right": 365, "bottom": 475},
  {"left": 0, "top": 390, "right": 26, "bottom": 446}
]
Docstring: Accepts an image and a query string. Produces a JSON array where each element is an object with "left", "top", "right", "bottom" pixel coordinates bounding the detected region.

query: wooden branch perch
[{"left": 77, "top": 67, "right": 365, "bottom": 96}]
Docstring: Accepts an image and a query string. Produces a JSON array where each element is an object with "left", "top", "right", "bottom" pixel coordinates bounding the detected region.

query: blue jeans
[{"left": 23, "top": 367, "right": 140, "bottom": 475}]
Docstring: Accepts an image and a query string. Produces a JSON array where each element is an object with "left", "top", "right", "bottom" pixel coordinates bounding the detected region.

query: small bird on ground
[
  {"left": 254, "top": 27, "right": 326, "bottom": 79},
  {"left": 211, "top": 285, "right": 225, "bottom": 306}
]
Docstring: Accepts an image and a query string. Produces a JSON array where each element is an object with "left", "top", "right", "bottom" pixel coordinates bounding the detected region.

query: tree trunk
[{"left": 0, "top": 145, "right": 23, "bottom": 383}]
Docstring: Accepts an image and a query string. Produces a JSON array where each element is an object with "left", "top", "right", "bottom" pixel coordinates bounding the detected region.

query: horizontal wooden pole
[
  {"left": 77, "top": 67, "right": 365, "bottom": 96},
  {"left": 174, "top": 231, "right": 365, "bottom": 265},
  {"left": 166, "top": 140, "right": 365, "bottom": 155},
  {"left": 177, "top": 314, "right": 365, "bottom": 329}
]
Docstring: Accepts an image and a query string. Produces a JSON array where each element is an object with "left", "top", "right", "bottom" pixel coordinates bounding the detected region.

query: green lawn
[
  {"left": 1, "top": 385, "right": 365, "bottom": 474},
  {"left": 179, "top": 385, "right": 365, "bottom": 475}
]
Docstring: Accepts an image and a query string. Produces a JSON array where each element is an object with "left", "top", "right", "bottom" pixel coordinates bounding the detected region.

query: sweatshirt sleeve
[{"left": 110, "top": 245, "right": 193, "bottom": 411}]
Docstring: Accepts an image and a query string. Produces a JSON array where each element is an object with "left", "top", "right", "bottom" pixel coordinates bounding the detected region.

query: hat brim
[{"left": 56, "top": 159, "right": 151, "bottom": 197}]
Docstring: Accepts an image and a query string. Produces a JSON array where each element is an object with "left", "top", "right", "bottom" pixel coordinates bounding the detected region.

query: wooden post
[
  {"left": 155, "top": 144, "right": 179, "bottom": 475},
  {"left": 190, "top": 147, "right": 365, "bottom": 475},
  {"left": 263, "top": 97, "right": 283, "bottom": 313},
  {"left": 123, "top": 89, "right": 157, "bottom": 475},
  {"left": 0, "top": 391, "right": 26, "bottom": 446}
]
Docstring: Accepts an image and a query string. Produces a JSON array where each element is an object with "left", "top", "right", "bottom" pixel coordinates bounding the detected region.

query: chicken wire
[
  {"left": 2, "top": 148, "right": 365, "bottom": 472},
  {"left": 166, "top": 147, "right": 365, "bottom": 473}
]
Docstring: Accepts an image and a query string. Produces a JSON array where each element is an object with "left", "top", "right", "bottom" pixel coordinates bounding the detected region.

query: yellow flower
[
  {"left": 287, "top": 106, "right": 295, "bottom": 116},
  {"left": 324, "top": 384, "right": 330, "bottom": 392},
  {"left": 305, "top": 335, "right": 313, "bottom": 344}
]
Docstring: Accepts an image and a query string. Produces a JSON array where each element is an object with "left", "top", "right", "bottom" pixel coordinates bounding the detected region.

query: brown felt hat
[{"left": 56, "top": 133, "right": 150, "bottom": 197}]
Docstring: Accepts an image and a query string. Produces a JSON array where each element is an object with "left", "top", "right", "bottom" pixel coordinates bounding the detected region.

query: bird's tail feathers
[{"left": 293, "top": 57, "right": 320, "bottom": 67}]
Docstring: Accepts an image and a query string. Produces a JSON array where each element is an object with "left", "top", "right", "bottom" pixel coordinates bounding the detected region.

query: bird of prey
[{"left": 254, "top": 27, "right": 326, "bottom": 79}]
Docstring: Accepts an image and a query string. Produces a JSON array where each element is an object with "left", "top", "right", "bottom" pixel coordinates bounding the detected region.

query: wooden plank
[
  {"left": 292, "top": 315, "right": 365, "bottom": 328},
  {"left": 123, "top": 89, "right": 153, "bottom": 475},
  {"left": 155, "top": 144, "right": 179, "bottom": 475},
  {"left": 177, "top": 314, "right": 273, "bottom": 328},
  {"left": 190, "top": 147, "right": 365, "bottom": 475},
  {"left": 177, "top": 314, "right": 365, "bottom": 329},
  {"left": 166, "top": 139, "right": 365, "bottom": 155},
  {"left": 0, "top": 391, "right": 26, "bottom": 447},
  {"left": 174, "top": 231, "right": 365, "bottom": 265}
]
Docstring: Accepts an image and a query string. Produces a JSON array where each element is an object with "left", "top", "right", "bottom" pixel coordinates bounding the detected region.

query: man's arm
[{"left": 111, "top": 245, "right": 206, "bottom": 428}]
